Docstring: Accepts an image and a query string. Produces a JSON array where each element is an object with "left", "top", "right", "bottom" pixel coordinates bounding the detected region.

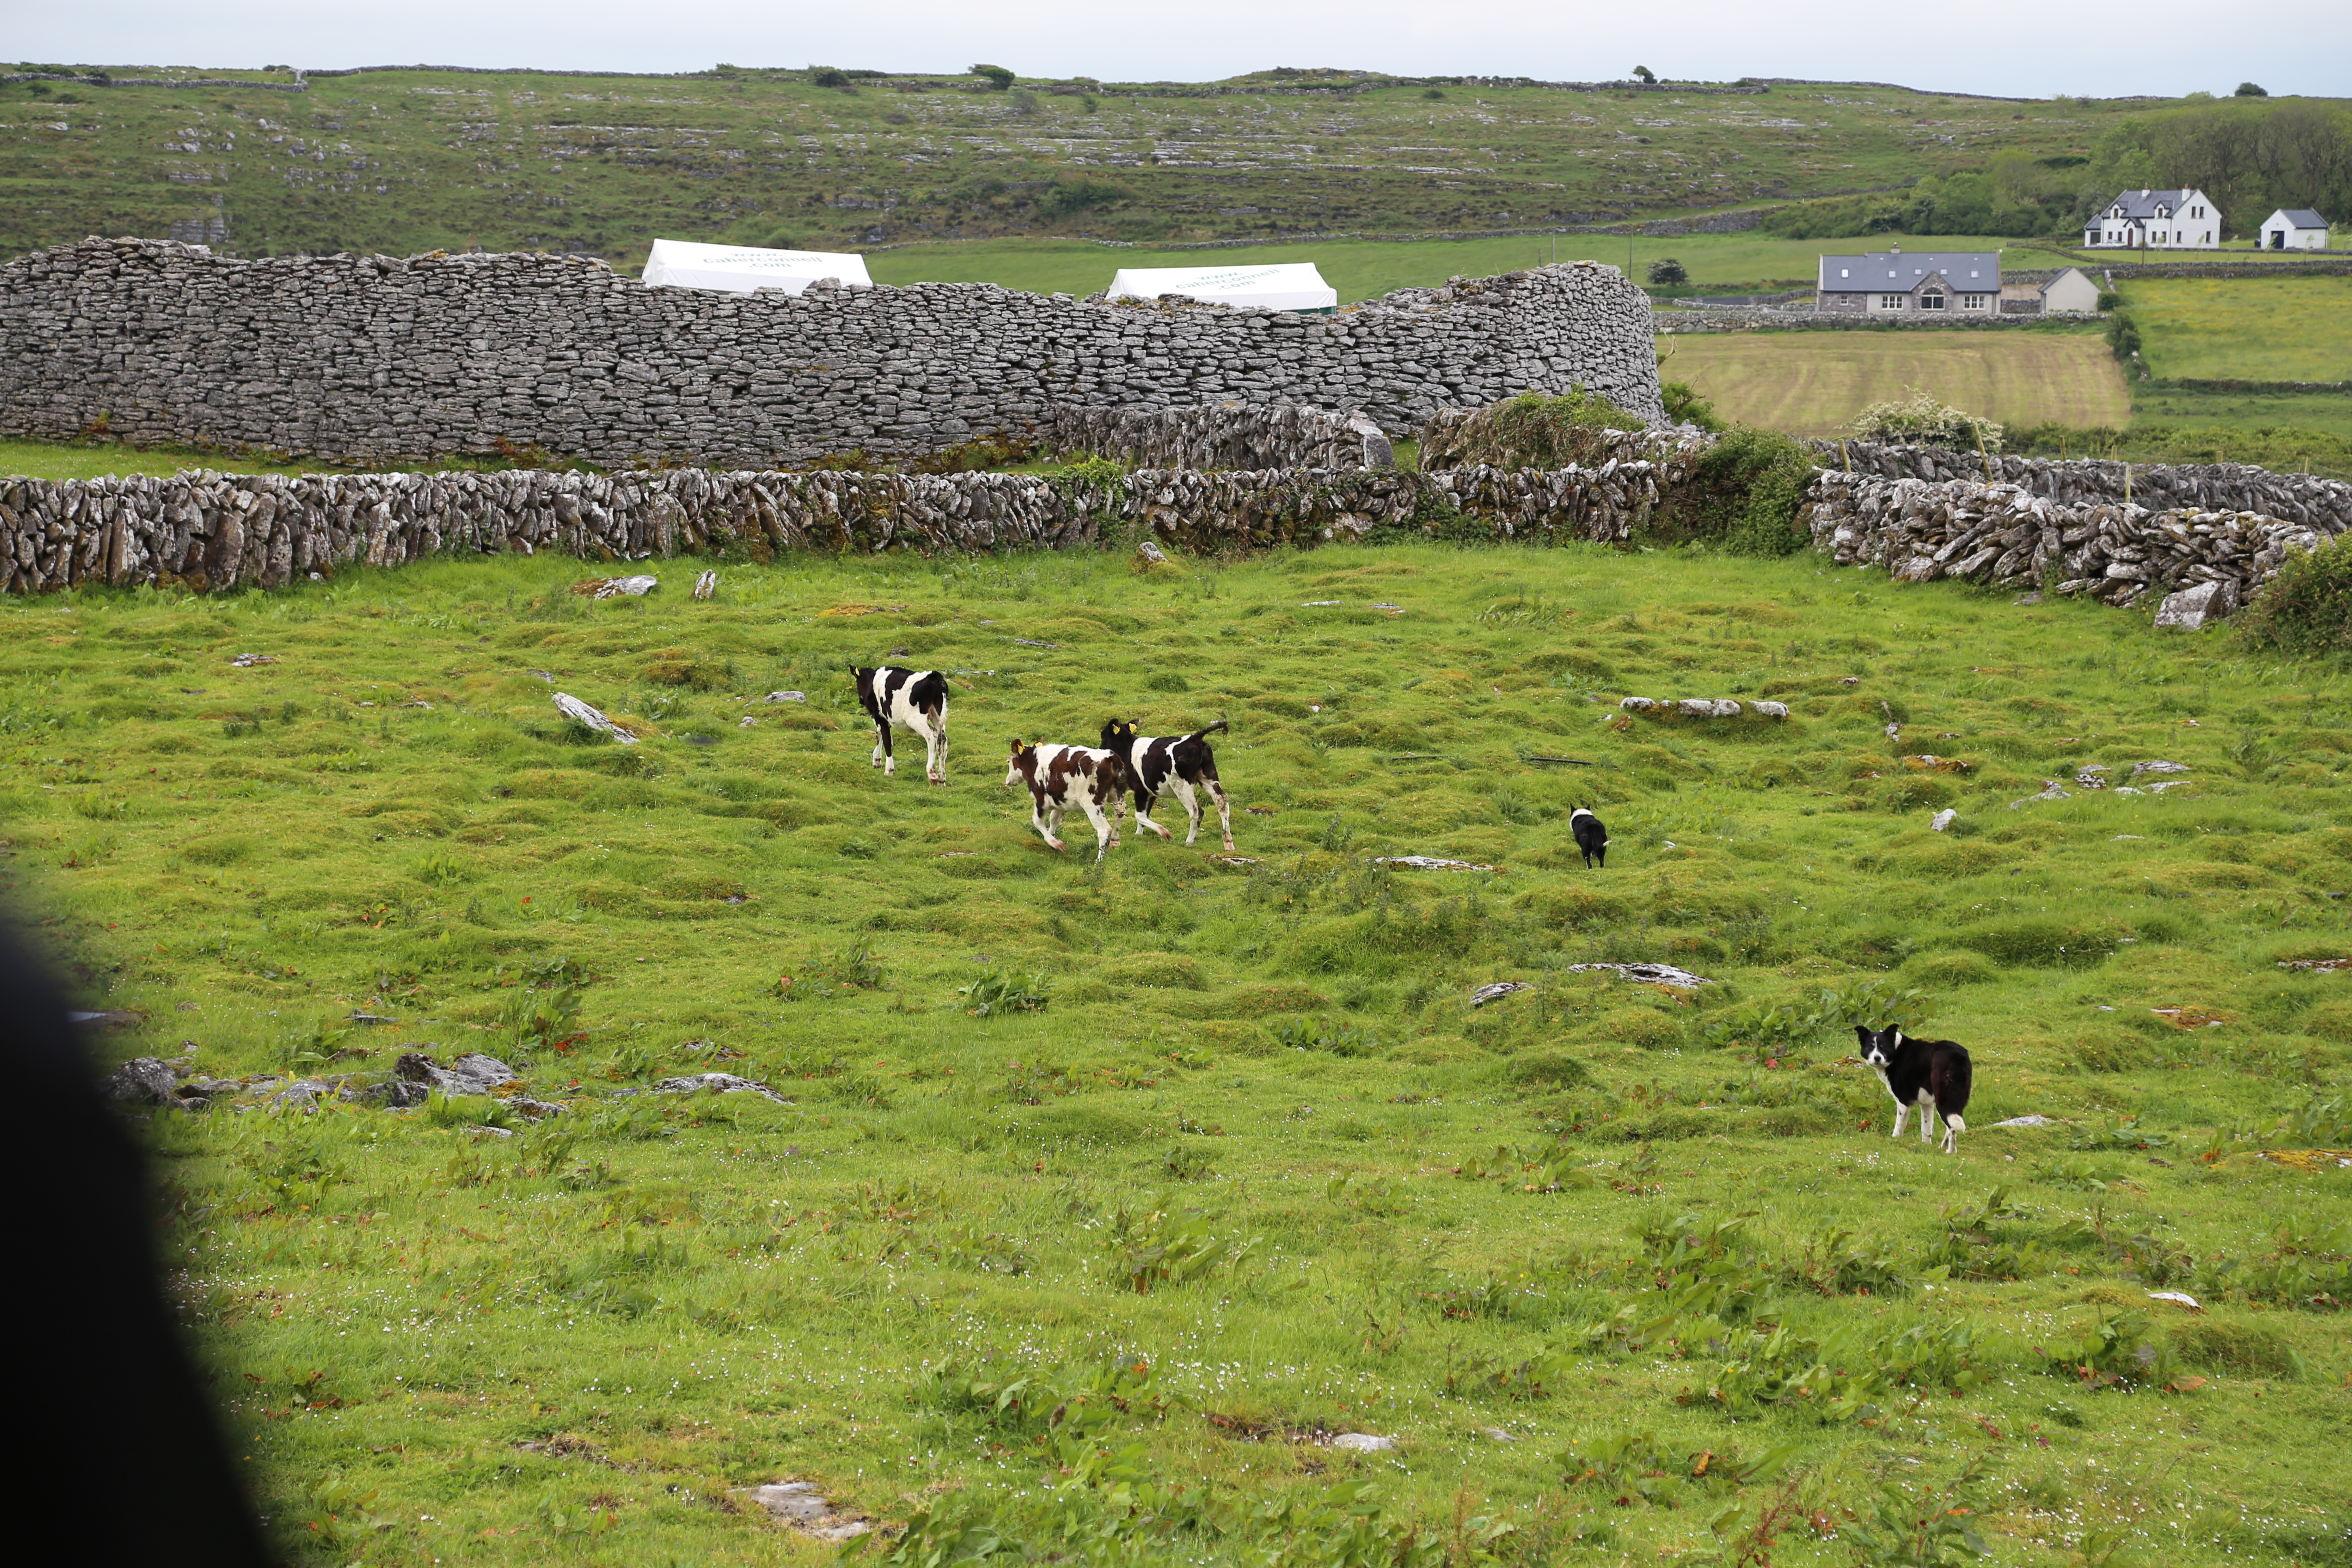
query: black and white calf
[
  {"left": 1570, "top": 807, "right": 1609, "bottom": 869},
  {"left": 1099, "top": 718, "right": 1236, "bottom": 853},
  {"left": 1854, "top": 1026, "right": 1973, "bottom": 1155},
  {"left": 852, "top": 666, "right": 949, "bottom": 784},
  {"left": 1004, "top": 739, "right": 1125, "bottom": 864}
]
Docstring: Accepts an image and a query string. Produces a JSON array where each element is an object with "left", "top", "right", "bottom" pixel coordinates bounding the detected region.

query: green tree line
[{"left": 1765, "top": 98, "right": 2352, "bottom": 241}]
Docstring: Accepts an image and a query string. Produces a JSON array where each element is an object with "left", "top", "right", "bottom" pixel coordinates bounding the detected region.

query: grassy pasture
[
  {"left": 1657, "top": 331, "right": 2131, "bottom": 437},
  {"left": 2123, "top": 277, "right": 2352, "bottom": 383},
  {"left": 9, "top": 540, "right": 2352, "bottom": 1565},
  {"left": 864, "top": 234, "right": 2040, "bottom": 304}
]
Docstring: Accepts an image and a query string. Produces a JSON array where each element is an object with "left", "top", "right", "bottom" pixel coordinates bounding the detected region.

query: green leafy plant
[
  {"left": 2238, "top": 536, "right": 2352, "bottom": 655},
  {"left": 1101, "top": 1193, "right": 1261, "bottom": 1294},
  {"left": 1840, "top": 1460, "right": 1991, "bottom": 1566},
  {"left": 498, "top": 983, "right": 584, "bottom": 1052},
  {"left": 960, "top": 969, "right": 1051, "bottom": 1017}
]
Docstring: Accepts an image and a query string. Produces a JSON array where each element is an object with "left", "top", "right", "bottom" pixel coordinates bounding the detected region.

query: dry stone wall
[
  {"left": 1044, "top": 403, "right": 1395, "bottom": 471},
  {"left": 0, "top": 239, "right": 1661, "bottom": 468},
  {"left": 1804, "top": 469, "right": 2339, "bottom": 609},
  {"left": 0, "top": 457, "right": 1686, "bottom": 597},
  {"left": 1819, "top": 440, "right": 2352, "bottom": 529}
]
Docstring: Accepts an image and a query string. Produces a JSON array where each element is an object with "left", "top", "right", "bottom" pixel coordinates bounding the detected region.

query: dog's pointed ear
[{"left": 1854, "top": 1024, "right": 1874, "bottom": 1049}]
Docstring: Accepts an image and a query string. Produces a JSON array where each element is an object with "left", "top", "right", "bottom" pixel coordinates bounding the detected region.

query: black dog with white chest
[
  {"left": 1854, "top": 1026, "right": 1972, "bottom": 1155},
  {"left": 1569, "top": 807, "right": 1609, "bottom": 869}
]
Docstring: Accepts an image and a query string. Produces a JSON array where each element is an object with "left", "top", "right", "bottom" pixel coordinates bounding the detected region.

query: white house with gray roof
[
  {"left": 1816, "top": 243, "right": 2000, "bottom": 315},
  {"left": 2085, "top": 189, "right": 2220, "bottom": 248}
]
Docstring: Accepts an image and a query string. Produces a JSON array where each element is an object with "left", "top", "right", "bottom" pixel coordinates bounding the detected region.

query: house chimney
[{"left": 1890, "top": 240, "right": 1901, "bottom": 255}]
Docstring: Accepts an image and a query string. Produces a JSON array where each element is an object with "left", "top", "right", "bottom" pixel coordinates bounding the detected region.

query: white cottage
[
  {"left": 2084, "top": 189, "right": 2220, "bottom": 249},
  {"left": 2260, "top": 210, "right": 2330, "bottom": 250}
]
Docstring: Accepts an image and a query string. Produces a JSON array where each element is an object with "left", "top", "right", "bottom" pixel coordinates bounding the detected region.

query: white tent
[
  {"left": 641, "top": 239, "right": 874, "bottom": 294},
  {"left": 1104, "top": 262, "right": 1337, "bottom": 312}
]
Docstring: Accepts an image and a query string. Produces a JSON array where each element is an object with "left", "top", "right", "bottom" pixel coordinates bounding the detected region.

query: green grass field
[
  {"left": 866, "top": 234, "right": 2041, "bottom": 303},
  {"left": 2125, "top": 278, "right": 2352, "bottom": 384},
  {"left": 9, "top": 540, "right": 2349, "bottom": 1566},
  {"left": 1657, "top": 330, "right": 2129, "bottom": 437},
  {"left": 0, "top": 65, "right": 2251, "bottom": 265}
]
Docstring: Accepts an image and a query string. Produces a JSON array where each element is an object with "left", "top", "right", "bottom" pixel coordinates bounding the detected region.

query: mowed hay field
[
  {"left": 2125, "top": 277, "right": 2352, "bottom": 383},
  {"left": 8, "top": 542, "right": 2352, "bottom": 1566},
  {"left": 1661, "top": 331, "right": 2132, "bottom": 437}
]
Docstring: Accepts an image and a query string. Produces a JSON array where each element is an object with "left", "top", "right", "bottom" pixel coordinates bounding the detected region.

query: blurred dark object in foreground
[{"left": 1, "top": 917, "right": 275, "bottom": 1566}]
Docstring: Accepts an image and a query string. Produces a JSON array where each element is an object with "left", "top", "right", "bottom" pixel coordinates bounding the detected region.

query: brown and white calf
[
  {"left": 1099, "top": 718, "right": 1236, "bottom": 852},
  {"left": 1004, "top": 739, "right": 1124, "bottom": 863},
  {"left": 853, "top": 666, "right": 949, "bottom": 784}
]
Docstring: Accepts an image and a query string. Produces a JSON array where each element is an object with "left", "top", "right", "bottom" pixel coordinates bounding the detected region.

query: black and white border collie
[
  {"left": 852, "top": 666, "right": 949, "bottom": 785},
  {"left": 1099, "top": 718, "right": 1236, "bottom": 853},
  {"left": 1855, "top": 1026, "right": 1972, "bottom": 1155},
  {"left": 1004, "top": 739, "right": 1126, "bottom": 864},
  {"left": 1569, "top": 807, "right": 1609, "bottom": 869}
]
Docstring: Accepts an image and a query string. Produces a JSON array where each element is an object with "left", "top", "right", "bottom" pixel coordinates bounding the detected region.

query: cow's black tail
[{"left": 1187, "top": 719, "right": 1230, "bottom": 743}]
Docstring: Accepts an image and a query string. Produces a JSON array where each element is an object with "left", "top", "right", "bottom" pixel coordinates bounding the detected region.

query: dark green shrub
[
  {"left": 969, "top": 63, "right": 1015, "bottom": 90},
  {"left": 809, "top": 67, "right": 848, "bottom": 88},
  {"left": 1666, "top": 427, "right": 1815, "bottom": 556},
  {"left": 2237, "top": 537, "right": 2352, "bottom": 655},
  {"left": 1038, "top": 178, "right": 1130, "bottom": 217},
  {"left": 1645, "top": 257, "right": 1688, "bottom": 286},
  {"left": 2106, "top": 311, "right": 2142, "bottom": 361},
  {"left": 1660, "top": 379, "right": 1724, "bottom": 432},
  {"left": 2096, "top": 290, "right": 2122, "bottom": 311}
]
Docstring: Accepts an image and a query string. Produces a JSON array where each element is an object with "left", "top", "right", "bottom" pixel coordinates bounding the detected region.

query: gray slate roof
[
  {"left": 2096, "top": 189, "right": 2198, "bottom": 220},
  {"left": 2272, "top": 210, "right": 2329, "bottom": 228},
  {"left": 1817, "top": 250, "right": 2000, "bottom": 294}
]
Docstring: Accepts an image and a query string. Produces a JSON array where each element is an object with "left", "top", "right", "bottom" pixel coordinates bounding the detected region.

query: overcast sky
[{"left": 11, "top": 0, "right": 2346, "bottom": 101}]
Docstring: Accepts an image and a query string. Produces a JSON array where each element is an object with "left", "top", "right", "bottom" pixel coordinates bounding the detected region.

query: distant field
[
  {"left": 865, "top": 233, "right": 2039, "bottom": 303},
  {"left": 1659, "top": 330, "right": 2130, "bottom": 436},
  {"left": 2125, "top": 277, "right": 2352, "bottom": 383}
]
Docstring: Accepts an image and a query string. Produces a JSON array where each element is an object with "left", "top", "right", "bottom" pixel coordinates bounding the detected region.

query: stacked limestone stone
[
  {"left": 0, "top": 240, "right": 1663, "bottom": 468},
  {"left": 1045, "top": 404, "right": 1396, "bottom": 471},
  {"left": 1804, "top": 470, "right": 2338, "bottom": 608},
  {"left": 0, "top": 457, "right": 1700, "bottom": 595},
  {"left": 1818, "top": 441, "right": 2352, "bottom": 528}
]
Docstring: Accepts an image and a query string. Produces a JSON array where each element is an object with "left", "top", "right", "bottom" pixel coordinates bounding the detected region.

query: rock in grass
[
  {"left": 692, "top": 569, "right": 717, "bottom": 600},
  {"left": 2010, "top": 779, "right": 2071, "bottom": 808},
  {"left": 1469, "top": 981, "right": 1530, "bottom": 1008},
  {"left": 748, "top": 1481, "right": 869, "bottom": 1540},
  {"left": 570, "top": 574, "right": 658, "bottom": 599},
  {"left": 102, "top": 1057, "right": 180, "bottom": 1108},
  {"left": 1930, "top": 809, "right": 1958, "bottom": 832},
  {"left": 1750, "top": 700, "right": 1790, "bottom": 719},
  {"left": 395, "top": 1051, "right": 521, "bottom": 1096},
  {"left": 2132, "top": 759, "right": 2190, "bottom": 777},
  {"left": 1326, "top": 1433, "right": 1399, "bottom": 1452},
  {"left": 652, "top": 1072, "right": 793, "bottom": 1104},
  {"left": 1676, "top": 698, "right": 1741, "bottom": 718},
  {"left": 1561, "top": 961, "right": 1713, "bottom": 988},
  {"left": 2154, "top": 580, "right": 2236, "bottom": 630},
  {"left": 554, "top": 692, "right": 640, "bottom": 744}
]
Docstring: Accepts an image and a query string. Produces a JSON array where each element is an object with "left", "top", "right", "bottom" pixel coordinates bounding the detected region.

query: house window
[
  {"left": 1879, "top": 294, "right": 1905, "bottom": 309},
  {"left": 1961, "top": 294, "right": 1985, "bottom": 309},
  {"left": 1920, "top": 291, "right": 1946, "bottom": 309},
  {"left": 1839, "top": 269, "right": 1849, "bottom": 278}
]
